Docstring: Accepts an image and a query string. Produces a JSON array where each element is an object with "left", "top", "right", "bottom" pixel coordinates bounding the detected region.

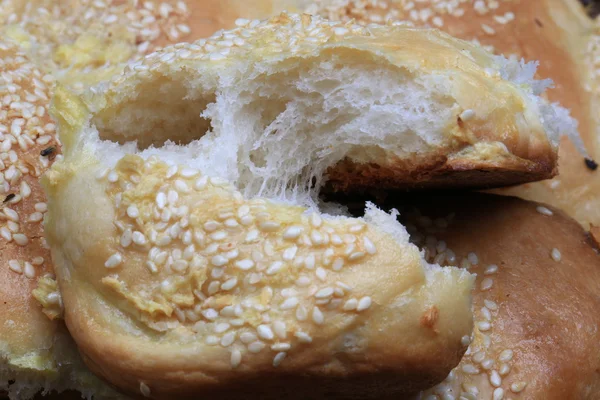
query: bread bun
[
  {"left": 405, "top": 193, "right": 600, "bottom": 400},
  {"left": 0, "top": 39, "right": 126, "bottom": 400},
  {"left": 67, "top": 13, "right": 580, "bottom": 197},
  {"left": 38, "top": 15, "right": 514, "bottom": 399},
  {"left": 329, "top": 191, "right": 600, "bottom": 399},
  {"left": 302, "top": 0, "right": 600, "bottom": 229}
]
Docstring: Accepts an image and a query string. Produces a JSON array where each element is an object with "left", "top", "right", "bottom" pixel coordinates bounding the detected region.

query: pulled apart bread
[
  {"left": 76, "top": 13, "right": 580, "bottom": 202},
  {"left": 304, "top": 0, "right": 600, "bottom": 229}
]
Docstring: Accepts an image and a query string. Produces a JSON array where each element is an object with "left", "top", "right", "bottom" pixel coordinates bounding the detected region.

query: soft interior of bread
[
  {"left": 95, "top": 52, "right": 460, "bottom": 206},
  {"left": 90, "top": 49, "right": 582, "bottom": 207}
]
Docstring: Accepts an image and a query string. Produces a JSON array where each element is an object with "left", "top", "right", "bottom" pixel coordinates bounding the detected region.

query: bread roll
[
  {"left": 302, "top": 0, "right": 600, "bottom": 229},
  {"left": 70, "top": 13, "right": 580, "bottom": 198},
  {"left": 329, "top": 191, "right": 600, "bottom": 399},
  {"left": 406, "top": 193, "right": 600, "bottom": 400},
  {"left": 39, "top": 15, "right": 503, "bottom": 399},
  {"left": 0, "top": 39, "right": 125, "bottom": 400}
]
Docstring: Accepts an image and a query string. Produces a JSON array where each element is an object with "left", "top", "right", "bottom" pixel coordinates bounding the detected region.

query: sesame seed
[
  {"left": 271, "top": 343, "right": 291, "bottom": 352},
  {"left": 461, "top": 335, "right": 472, "bottom": 346},
  {"left": 460, "top": 109, "right": 476, "bottom": 121},
  {"left": 205, "top": 336, "right": 219, "bottom": 345},
  {"left": 140, "top": 382, "right": 151, "bottom": 397},
  {"left": 221, "top": 278, "right": 238, "bottom": 291},
  {"left": 13, "top": 234, "right": 28, "bottom": 246},
  {"left": 295, "top": 304, "right": 308, "bottom": 321},
  {"left": 536, "top": 206, "right": 553, "bottom": 216},
  {"left": 155, "top": 192, "right": 166, "bottom": 209},
  {"left": 127, "top": 205, "right": 140, "bottom": 219},
  {"left": 315, "top": 267, "right": 327, "bottom": 281},
  {"left": 257, "top": 324, "right": 275, "bottom": 340},
  {"left": 280, "top": 297, "right": 299, "bottom": 310},
  {"left": 363, "top": 236, "right": 377, "bottom": 254},
  {"left": 132, "top": 231, "right": 147, "bottom": 245},
  {"left": 510, "top": 382, "right": 527, "bottom": 393},
  {"left": 478, "top": 321, "right": 491, "bottom": 331},
  {"left": 240, "top": 332, "right": 257, "bottom": 344},
  {"left": 295, "top": 331, "right": 312, "bottom": 343},
  {"left": 484, "top": 299, "right": 498, "bottom": 310},
  {"left": 23, "top": 262, "right": 35, "bottom": 278},
  {"left": 498, "top": 349, "right": 513, "bottom": 362},
  {"left": 235, "top": 259, "right": 255, "bottom": 270},
  {"left": 461, "top": 364, "right": 479, "bottom": 374},
  {"left": 356, "top": 296, "right": 372, "bottom": 311},
  {"left": 211, "top": 255, "right": 228, "bottom": 267},
  {"left": 499, "top": 363, "right": 510, "bottom": 376},
  {"left": 259, "top": 221, "right": 281, "bottom": 232},
  {"left": 467, "top": 252, "right": 479, "bottom": 265},
  {"left": 481, "top": 359, "right": 494, "bottom": 370},
  {"left": 8, "top": 260, "right": 22, "bottom": 273},
  {"left": 283, "top": 225, "right": 302, "bottom": 239},
  {"left": 230, "top": 349, "right": 242, "bottom": 368},
  {"left": 315, "top": 287, "right": 334, "bottom": 298},
  {"left": 480, "top": 278, "right": 493, "bottom": 291},
  {"left": 312, "top": 306, "right": 324, "bottom": 325},
  {"left": 266, "top": 261, "right": 283, "bottom": 275},
  {"left": 273, "top": 320, "right": 287, "bottom": 339},
  {"left": 247, "top": 341, "right": 266, "bottom": 353},
  {"left": 332, "top": 258, "right": 344, "bottom": 271},
  {"left": 492, "top": 388, "right": 504, "bottom": 400},
  {"left": 490, "top": 369, "right": 502, "bottom": 387},
  {"left": 348, "top": 251, "right": 365, "bottom": 261},
  {"left": 484, "top": 264, "right": 498, "bottom": 275},
  {"left": 551, "top": 248, "right": 561, "bottom": 262},
  {"left": 104, "top": 253, "right": 122, "bottom": 268},
  {"left": 220, "top": 332, "right": 236, "bottom": 347},
  {"left": 473, "top": 352, "right": 485, "bottom": 363},
  {"left": 273, "top": 352, "right": 287, "bottom": 367}
]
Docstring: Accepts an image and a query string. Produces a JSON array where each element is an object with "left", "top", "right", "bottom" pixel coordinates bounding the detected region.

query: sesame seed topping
[
  {"left": 480, "top": 278, "right": 493, "bottom": 291},
  {"left": 536, "top": 206, "right": 553, "bottom": 216},
  {"left": 498, "top": 349, "right": 513, "bottom": 362},
  {"left": 104, "top": 253, "right": 123, "bottom": 268},
  {"left": 489, "top": 370, "right": 502, "bottom": 387},
  {"left": 139, "top": 382, "right": 151, "bottom": 397},
  {"left": 273, "top": 352, "right": 287, "bottom": 367},
  {"left": 551, "top": 248, "right": 561, "bottom": 262},
  {"left": 493, "top": 388, "right": 504, "bottom": 400},
  {"left": 230, "top": 349, "right": 242, "bottom": 368},
  {"left": 356, "top": 296, "right": 372, "bottom": 311},
  {"left": 510, "top": 382, "right": 527, "bottom": 393},
  {"left": 460, "top": 109, "right": 476, "bottom": 121}
]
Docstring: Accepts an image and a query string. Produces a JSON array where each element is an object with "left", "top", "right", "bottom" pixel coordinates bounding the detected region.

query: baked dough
[
  {"left": 330, "top": 191, "right": 600, "bottom": 399},
  {"left": 302, "top": 0, "right": 600, "bottom": 228},
  {"left": 74, "top": 13, "right": 581, "bottom": 196},
  {"left": 404, "top": 193, "right": 600, "bottom": 400},
  {"left": 40, "top": 15, "right": 495, "bottom": 399}
]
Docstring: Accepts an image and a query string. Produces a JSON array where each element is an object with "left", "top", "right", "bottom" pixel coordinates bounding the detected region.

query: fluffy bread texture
[
  {"left": 0, "top": 40, "right": 123, "bottom": 399},
  {"left": 37, "top": 16, "right": 514, "bottom": 399},
  {"left": 74, "top": 13, "right": 581, "bottom": 205},
  {"left": 302, "top": 0, "right": 600, "bottom": 229},
  {"left": 401, "top": 193, "right": 600, "bottom": 400}
]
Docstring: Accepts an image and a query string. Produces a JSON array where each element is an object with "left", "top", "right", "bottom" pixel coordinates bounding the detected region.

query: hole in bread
[
  {"left": 95, "top": 76, "right": 216, "bottom": 148},
  {"left": 93, "top": 50, "right": 457, "bottom": 205}
]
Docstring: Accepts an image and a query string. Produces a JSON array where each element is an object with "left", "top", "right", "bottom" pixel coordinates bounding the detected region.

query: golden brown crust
[
  {"left": 303, "top": 0, "right": 600, "bottom": 227},
  {"left": 44, "top": 154, "right": 473, "bottom": 399},
  {"left": 390, "top": 192, "right": 600, "bottom": 399},
  {"left": 327, "top": 146, "right": 557, "bottom": 191}
]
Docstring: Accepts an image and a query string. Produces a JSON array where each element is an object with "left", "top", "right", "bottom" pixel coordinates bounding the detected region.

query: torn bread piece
[
  {"left": 77, "top": 12, "right": 579, "bottom": 204},
  {"left": 40, "top": 17, "right": 482, "bottom": 398}
]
